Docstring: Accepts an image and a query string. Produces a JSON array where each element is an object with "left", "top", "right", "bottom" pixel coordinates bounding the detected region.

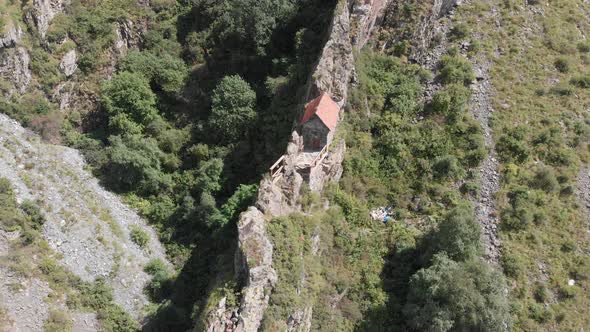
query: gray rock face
[
  {"left": 0, "top": 25, "right": 23, "bottom": 49},
  {"left": 59, "top": 49, "right": 77, "bottom": 77},
  {"left": 31, "top": 0, "right": 68, "bottom": 38},
  {"left": 351, "top": 0, "right": 389, "bottom": 48},
  {"left": 52, "top": 82, "right": 75, "bottom": 111},
  {"left": 411, "top": 0, "right": 460, "bottom": 67},
  {"left": 308, "top": 141, "right": 346, "bottom": 192},
  {"left": 0, "top": 47, "right": 32, "bottom": 95},
  {"left": 234, "top": 207, "right": 278, "bottom": 332},
  {"left": 311, "top": 2, "right": 355, "bottom": 107},
  {"left": 0, "top": 113, "right": 170, "bottom": 319},
  {"left": 287, "top": 307, "right": 313, "bottom": 332}
]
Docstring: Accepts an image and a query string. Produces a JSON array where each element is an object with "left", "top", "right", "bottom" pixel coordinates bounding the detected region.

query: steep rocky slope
[{"left": 0, "top": 113, "right": 169, "bottom": 328}]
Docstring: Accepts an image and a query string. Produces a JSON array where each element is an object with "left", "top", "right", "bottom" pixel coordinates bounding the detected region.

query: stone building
[{"left": 300, "top": 92, "right": 340, "bottom": 152}]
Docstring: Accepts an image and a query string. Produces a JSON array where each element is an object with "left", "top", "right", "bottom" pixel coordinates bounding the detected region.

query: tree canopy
[
  {"left": 404, "top": 253, "right": 510, "bottom": 332},
  {"left": 101, "top": 72, "right": 159, "bottom": 133},
  {"left": 209, "top": 75, "right": 257, "bottom": 143}
]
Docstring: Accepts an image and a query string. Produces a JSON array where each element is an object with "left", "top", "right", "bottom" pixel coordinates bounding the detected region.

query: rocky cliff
[{"left": 205, "top": 1, "right": 391, "bottom": 331}]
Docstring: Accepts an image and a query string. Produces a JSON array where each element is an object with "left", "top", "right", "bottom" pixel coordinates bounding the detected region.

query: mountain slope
[{"left": 0, "top": 113, "right": 169, "bottom": 330}]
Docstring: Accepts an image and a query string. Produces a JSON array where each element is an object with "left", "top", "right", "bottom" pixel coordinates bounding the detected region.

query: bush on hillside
[
  {"left": 530, "top": 167, "right": 559, "bottom": 193},
  {"left": 554, "top": 57, "right": 571, "bottom": 73},
  {"left": 432, "top": 204, "right": 482, "bottom": 261},
  {"left": 430, "top": 83, "right": 471, "bottom": 119},
  {"left": 209, "top": 75, "right": 257, "bottom": 143},
  {"left": 102, "top": 135, "right": 168, "bottom": 193},
  {"left": 570, "top": 75, "right": 590, "bottom": 88},
  {"left": 404, "top": 253, "right": 510, "bottom": 332},
  {"left": 439, "top": 55, "right": 475, "bottom": 86},
  {"left": 496, "top": 127, "right": 530, "bottom": 164},
  {"left": 130, "top": 225, "right": 150, "bottom": 249},
  {"left": 101, "top": 72, "right": 159, "bottom": 132}
]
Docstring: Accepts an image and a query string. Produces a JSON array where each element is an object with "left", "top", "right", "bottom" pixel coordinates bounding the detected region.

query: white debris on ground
[
  {"left": 370, "top": 207, "right": 394, "bottom": 222},
  {"left": 568, "top": 279, "right": 575, "bottom": 286}
]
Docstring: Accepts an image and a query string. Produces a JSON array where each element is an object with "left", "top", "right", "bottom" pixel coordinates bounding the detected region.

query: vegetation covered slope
[
  {"left": 1, "top": 0, "right": 590, "bottom": 331},
  {"left": 453, "top": 0, "right": 590, "bottom": 330}
]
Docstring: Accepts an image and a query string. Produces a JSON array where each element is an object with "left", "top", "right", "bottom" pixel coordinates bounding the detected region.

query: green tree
[
  {"left": 120, "top": 51, "right": 187, "bottom": 94},
  {"left": 404, "top": 253, "right": 510, "bottom": 332},
  {"left": 209, "top": 75, "right": 257, "bottom": 143},
  {"left": 102, "top": 135, "right": 168, "bottom": 193},
  {"left": 439, "top": 55, "right": 475, "bottom": 86},
  {"left": 101, "top": 72, "right": 159, "bottom": 132},
  {"left": 196, "top": 0, "right": 296, "bottom": 56},
  {"left": 430, "top": 83, "right": 471, "bottom": 119},
  {"left": 432, "top": 204, "right": 482, "bottom": 261}
]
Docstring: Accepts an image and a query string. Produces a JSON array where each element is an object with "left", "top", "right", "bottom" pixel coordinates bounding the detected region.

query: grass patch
[{"left": 129, "top": 225, "right": 150, "bottom": 249}]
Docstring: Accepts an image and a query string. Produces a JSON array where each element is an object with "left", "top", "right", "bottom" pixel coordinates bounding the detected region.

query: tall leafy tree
[
  {"left": 194, "top": 0, "right": 296, "bottom": 56},
  {"left": 404, "top": 253, "right": 510, "bottom": 332},
  {"left": 209, "top": 75, "right": 257, "bottom": 143},
  {"left": 101, "top": 72, "right": 159, "bottom": 132}
]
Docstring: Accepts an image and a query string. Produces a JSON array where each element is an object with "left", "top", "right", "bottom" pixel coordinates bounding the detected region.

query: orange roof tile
[{"left": 300, "top": 92, "right": 340, "bottom": 131}]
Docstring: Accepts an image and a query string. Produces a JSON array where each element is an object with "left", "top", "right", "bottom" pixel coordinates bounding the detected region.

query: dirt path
[
  {"left": 577, "top": 167, "right": 590, "bottom": 226},
  {"left": 469, "top": 58, "right": 502, "bottom": 264}
]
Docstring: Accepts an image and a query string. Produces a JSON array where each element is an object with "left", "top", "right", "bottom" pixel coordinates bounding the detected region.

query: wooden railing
[
  {"left": 269, "top": 155, "right": 286, "bottom": 182},
  {"left": 309, "top": 144, "right": 329, "bottom": 169}
]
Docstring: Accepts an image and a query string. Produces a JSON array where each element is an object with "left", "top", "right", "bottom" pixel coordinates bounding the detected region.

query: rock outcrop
[
  {"left": 351, "top": 0, "right": 389, "bottom": 48},
  {"left": 30, "top": 0, "right": 69, "bottom": 38},
  {"left": 59, "top": 49, "right": 77, "bottom": 77},
  {"left": 204, "top": 1, "right": 391, "bottom": 331},
  {"left": 311, "top": 2, "right": 356, "bottom": 106},
  {"left": 410, "top": 0, "right": 461, "bottom": 66},
  {"left": 233, "top": 207, "right": 278, "bottom": 331},
  {"left": 0, "top": 25, "right": 24, "bottom": 49},
  {"left": 0, "top": 47, "right": 32, "bottom": 95},
  {"left": 0, "top": 113, "right": 170, "bottom": 320}
]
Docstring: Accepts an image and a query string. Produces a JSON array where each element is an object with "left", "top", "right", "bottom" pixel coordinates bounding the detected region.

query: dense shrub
[
  {"left": 102, "top": 135, "right": 167, "bottom": 193},
  {"left": 530, "top": 167, "right": 559, "bottom": 192},
  {"left": 501, "top": 187, "right": 534, "bottom": 231},
  {"left": 430, "top": 83, "right": 471, "bottom": 119},
  {"left": 449, "top": 23, "right": 470, "bottom": 40},
  {"left": 29, "top": 49, "right": 61, "bottom": 90},
  {"left": 120, "top": 51, "right": 188, "bottom": 94},
  {"left": 20, "top": 200, "right": 46, "bottom": 230},
  {"left": 570, "top": 75, "right": 590, "bottom": 88},
  {"left": 144, "top": 259, "right": 173, "bottom": 301},
  {"left": 44, "top": 310, "right": 72, "bottom": 332},
  {"left": 577, "top": 41, "right": 590, "bottom": 53},
  {"left": 432, "top": 155, "right": 462, "bottom": 180},
  {"left": 496, "top": 127, "right": 530, "bottom": 164},
  {"left": 209, "top": 75, "right": 257, "bottom": 143},
  {"left": 129, "top": 225, "right": 150, "bottom": 248},
  {"left": 554, "top": 57, "right": 571, "bottom": 73},
  {"left": 194, "top": 0, "right": 296, "bottom": 56},
  {"left": 432, "top": 204, "right": 482, "bottom": 261},
  {"left": 101, "top": 72, "right": 159, "bottom": 132},
  {"left": 404, "top": 253, "right": 510, "bottom": 332},
  {"left": 438, "top": 54, "right": 475, "bottom": 86}
]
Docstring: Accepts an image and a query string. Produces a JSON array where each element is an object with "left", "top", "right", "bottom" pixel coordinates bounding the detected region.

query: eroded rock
[
  {"left": 0, "top": 25, "right": 23, "bottom": 48},
  {"left": 31, "top": 0, "right": 69, "bottom": 38},
  {"left": 59, "top": 49, "right": 77, "bottom": 77},
  {"left": 0, "top": 47, "right": 32, "bottom": 95}
]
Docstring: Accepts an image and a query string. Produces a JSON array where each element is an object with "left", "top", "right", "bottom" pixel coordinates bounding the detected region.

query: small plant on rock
[{"left": 129, "top": 225, "right": 150, "bottom": 249}]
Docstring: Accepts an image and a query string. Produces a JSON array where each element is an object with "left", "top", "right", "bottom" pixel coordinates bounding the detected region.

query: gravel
[
  {"left": 469, "top": 58, "right": 502, "bottom": 264},
  {"left": 0, "top": 113, "right": 170, "bottom": 327},
  {"left": 576, "top": 167, "right": 590, "bottom": 228},
  {"left": 465, "top": 0, "right": 502, "bottom": 265}
]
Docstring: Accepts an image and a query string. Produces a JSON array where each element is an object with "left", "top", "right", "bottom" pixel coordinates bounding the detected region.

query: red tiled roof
[{"left": 300, "top": 92, "right": 340, "bottom": 131}]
